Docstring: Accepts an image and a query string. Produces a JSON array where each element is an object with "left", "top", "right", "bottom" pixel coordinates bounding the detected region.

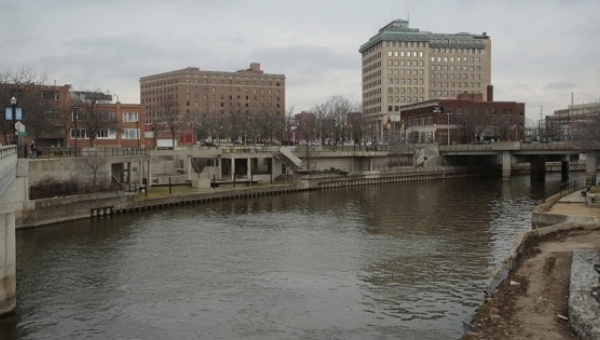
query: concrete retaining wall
[{"left": 18, "top": 191, "right": 133, "bottom": 228}]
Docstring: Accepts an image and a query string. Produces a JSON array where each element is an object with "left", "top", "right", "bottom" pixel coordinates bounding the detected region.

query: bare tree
[
  {"left": 71, "top": 91, "right": 120, "bottom": 147},
  {"left": 0, "top": 68, "right": 43, "bottom": 144},
  {"left": 347, "top": 111, "right": 364, "bottom": 150},
  {"left": 155, "top": 97, "right": 180, "bottom": 148},
  {"left": 571, "top": 109, "right": 600, "bottom": 151},
  {"left": 83, "top": 156, "right": 109, "bottom": 191},
  {"left": 282, "top": 105, "right": 296, "bottom": 145},
  {"left": 20, "top": 79, "right": 64, "bottom": 145},
  {"left": 312, "top": 96, "right": 356, "bottom": 149}
]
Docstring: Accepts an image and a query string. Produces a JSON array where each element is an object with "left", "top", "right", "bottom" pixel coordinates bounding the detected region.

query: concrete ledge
[{"left": 569, "top": 249, "right": 600, "bottom": 340}]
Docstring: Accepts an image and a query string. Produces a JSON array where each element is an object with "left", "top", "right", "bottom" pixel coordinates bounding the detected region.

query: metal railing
[
  {"left": 24, "top": 147, "right": 149, "bottom": 159},
  {"left": 557, "top": 176, "right": 588, "bottom": 199}
]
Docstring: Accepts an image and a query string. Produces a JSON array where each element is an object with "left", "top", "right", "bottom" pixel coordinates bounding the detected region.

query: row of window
[
  {"left": 73, "top": 112, "right": 139, "bottom": 123},
  {"left": 387, "top": 51, "right": 425, "bottom": 58},
  {"left": 431, "top": 47, "right": 483, "bottom": 54},
  {"left": 363, "top": 78, "right": 382, "bottom": 90},
  {"left": 386, "top": 96, "right": 425, "bottom": 107},
  {"left": 388, "top": 69, "right": 424, "bottom": 76},
  {"left": 70, "top": 129, "right": 139, "bottom": 139},
  {"left": 389, "top": 78, "right": 428, "bottom": 85},
  {"left": 362, "top": 53, "right": 381, "bottom": 66},
  {"left": 432, "top": 73, "right": 482, "bottom": 80},
  {"left": 187, "top": 87, "right": 280, "bottom": 95},
  {"left": 388, "top": 87, "right": 425, "bottom": 103},
  {"left": 385, "top": 41, "right": 427, "bottom": 48},
  {"left": 386, "top": 60, "right": 424, "bottom": 67},
  {"left": 182, "top": 78, "right": 282, "bottom": 87},
  {"left": 431, "top": 82, "right": 481, "bottom": 89},
  {"left": 141, "top": 78, "right": 282, "bottom": 89},
  {"left": 431, "top": 65, "right": 481, "bottom": 72},
  {"left": 431, "top": 56, "right": 481, "bottom": 63},
  {"left": 142, "top": 86, "right": 281, "bottom": 98}
]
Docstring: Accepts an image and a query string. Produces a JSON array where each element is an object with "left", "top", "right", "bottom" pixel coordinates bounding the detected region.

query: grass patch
[
  {"left": 588, "top": 185, "right": 600, "bottom": 194},
  {"left": 136, "top": 185, "right": 201, "bottom": 200}
]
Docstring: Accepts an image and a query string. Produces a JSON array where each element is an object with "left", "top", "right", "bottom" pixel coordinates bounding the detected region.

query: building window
[
  {"left": 70, "top": 129, "right": 88, "bottom": 139},
  {"left": 97, "top": 129, "right": 116, "bottom": 139},
  {"left": 122, "top": 128, "right": 139, "bottom": 139}
]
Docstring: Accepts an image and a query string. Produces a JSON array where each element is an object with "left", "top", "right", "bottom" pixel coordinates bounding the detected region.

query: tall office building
[
  {"left": 140, "top": 63, "right": 285, "bottom": 144},
  {"left": 359, "top": 19, "right": 491, "bottom": 141}
]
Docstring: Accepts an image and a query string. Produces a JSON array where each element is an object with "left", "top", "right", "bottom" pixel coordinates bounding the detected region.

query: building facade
[
  {"left": 139, "top": 63, "right": 286, "bottom": 146},
  {"left": 547, "top": 102, "right": 600, "bottom": 141},
  {"left": 0, "top": 83, "right": 71, "bottom": 147},
  {"left": 359, "top": 19, "right": 492, "bottom": 142},
  {"left": 398, "top": 92, "right": 524, "bottom": 145},
  {"left": 68, "top": 100, "right": 145, "bottom": 149}
]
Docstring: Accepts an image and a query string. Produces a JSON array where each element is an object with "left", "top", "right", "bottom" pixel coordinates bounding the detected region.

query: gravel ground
[{"left": 462, "top": 201, "right": 600, "bottom": 340}]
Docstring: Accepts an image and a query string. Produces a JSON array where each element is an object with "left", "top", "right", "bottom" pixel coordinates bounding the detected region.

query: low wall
[{"left": 19, "top": 191, "right": 134, "bottom": 228}]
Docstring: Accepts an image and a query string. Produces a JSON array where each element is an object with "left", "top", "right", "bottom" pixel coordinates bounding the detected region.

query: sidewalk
[{"left": 558, "top": 190, "right": 588, "bottom": 204}]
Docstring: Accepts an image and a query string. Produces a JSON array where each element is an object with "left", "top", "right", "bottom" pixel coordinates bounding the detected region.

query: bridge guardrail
[{"left": 25, "top": 147, "right": 149, "bottom": 159}]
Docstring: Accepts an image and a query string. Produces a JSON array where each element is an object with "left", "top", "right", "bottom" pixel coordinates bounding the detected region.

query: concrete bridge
[
  {"left": 0, "top": 146, "right": 18, "bottom": 316},
  {"left": 438, "top": 141, "right": 597, "bottom": 181}
]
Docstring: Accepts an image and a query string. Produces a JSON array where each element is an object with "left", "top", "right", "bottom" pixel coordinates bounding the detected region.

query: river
[{"left": 0, "top": 175, "right": 563, "bottom": 340}]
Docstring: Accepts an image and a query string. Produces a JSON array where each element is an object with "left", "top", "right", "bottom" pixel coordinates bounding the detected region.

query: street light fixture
[
  {"left": 10, "top": 96, "right": 17, "bottom": 145},
  {"left": 433, "top": 107, "right": 441, "bottom": 144}
]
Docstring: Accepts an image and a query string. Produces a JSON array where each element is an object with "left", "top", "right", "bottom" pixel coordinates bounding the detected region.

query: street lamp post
[
  {"left": 447, "top": 112, "right": 451, "bottom": 146},
  {"left": 72, "top": 106, "right": 79, "bottom": 156},
  {"left": 432, "top": 107, "right": 441, "bottom": 144},
  {"left": 136, "top": 119, "right": 140, "bottom": 149},
  {"left": 10, "top": 96, "right": 17, "bottom": 145}
]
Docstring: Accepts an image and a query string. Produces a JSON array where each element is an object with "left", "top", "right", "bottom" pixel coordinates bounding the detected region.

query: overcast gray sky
[{"left": 2, "top": 0, "right": 599, "bottom": 123}]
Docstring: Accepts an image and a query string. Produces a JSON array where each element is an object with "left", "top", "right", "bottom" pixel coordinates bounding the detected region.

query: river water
[{"left": 0, "top": 175, "right": 563, "bottom": 340}]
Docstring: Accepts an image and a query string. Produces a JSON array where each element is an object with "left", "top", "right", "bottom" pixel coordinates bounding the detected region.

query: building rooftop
[{"left": 359, "top": 18, "right": 489, "bottom": 53}]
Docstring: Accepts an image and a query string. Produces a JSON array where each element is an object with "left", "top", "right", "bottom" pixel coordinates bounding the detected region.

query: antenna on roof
[{"left": 407, "top": 12, "right": 410, "bottom": 22}]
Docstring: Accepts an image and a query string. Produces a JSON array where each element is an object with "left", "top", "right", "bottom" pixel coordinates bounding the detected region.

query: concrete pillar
[
  {"left": 186, "top": 155, "right": 192, "bottom": 181},
  {"left": 139, "top": 161, "right": 144, "bottom": 187},
  {"left": 502, "top": 151, "right": 512, "bottom": 180},
  {"left": 561, "top": 156, "right": 570, "bottom": 183},
  {"left": 246, "top": 157, "right": 251, "bottom": 179},
  {"left": 147, "top": 160, "right": 152, "bottom": 189},
  {"left": 585, "top": 152, "right": 597, "bottom": 185},
  {"left": 0, "top": 211, "right": 16, "bottom": 316},
  {"left": 231, "top": 157, "right": 235, "bottom": 181},
  {"left": 127, "top": 162, "right": 132, "bottom": 184},
  {"left": 530, "top": 159, "right": 546, "bottom": 181}
]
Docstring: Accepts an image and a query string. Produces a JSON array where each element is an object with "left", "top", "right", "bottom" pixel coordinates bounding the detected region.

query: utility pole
[{"left": 539, "top": 106, "right": 543, "bottom": 142}]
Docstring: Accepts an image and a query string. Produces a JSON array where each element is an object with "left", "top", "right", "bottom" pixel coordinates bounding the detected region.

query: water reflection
[{"left": 2, "top": 175, "right": 562, "bottom": 340}]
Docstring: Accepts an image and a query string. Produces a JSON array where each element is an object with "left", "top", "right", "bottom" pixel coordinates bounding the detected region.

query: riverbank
[
  {"left": 462, "top": 192, "right": 600, "bottom": 340},
  {"left": 19, "top": 167, "right": 487, "bottom": 228}
]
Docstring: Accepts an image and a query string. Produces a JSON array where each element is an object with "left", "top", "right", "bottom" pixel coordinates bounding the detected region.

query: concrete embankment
[{"left": 17, "top": 167, "right": 490, "bottom": 228}]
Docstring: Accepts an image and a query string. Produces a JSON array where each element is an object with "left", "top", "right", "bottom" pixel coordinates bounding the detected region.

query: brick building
[
  {"left": 67, "top": 100, "right": 145, "bottom": 149},
  {"left": 139, "top": 63, "right": 286, "bottom": 147},
  {"left": 398, "top": 90, "right": 524, "bottom": 145},
  {"left": 0, "top": 83, "right": 71, "bottom": 147}
]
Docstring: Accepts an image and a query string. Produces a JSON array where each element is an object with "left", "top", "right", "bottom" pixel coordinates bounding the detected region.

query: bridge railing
[
  {"left": 557, "top": 176, "right": 588, "bottom": 199},
  {"left": 25, "top": 147, "right": 149, "bottom": 159},
  {"left": 520, "top": 141, "right": 574, "bottom": 150}
]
